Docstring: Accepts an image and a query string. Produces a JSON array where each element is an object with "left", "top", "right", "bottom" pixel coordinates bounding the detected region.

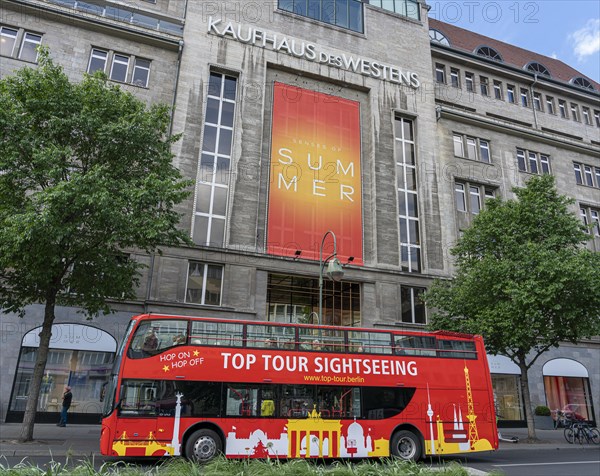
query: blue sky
[{"left": 428, "top": 1, "right": 600, "bottom": 83}]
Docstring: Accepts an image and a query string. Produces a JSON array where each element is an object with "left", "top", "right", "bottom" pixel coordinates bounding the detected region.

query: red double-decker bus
[{"left": 100, "top": 314, "right": 498, "bottom": 461}]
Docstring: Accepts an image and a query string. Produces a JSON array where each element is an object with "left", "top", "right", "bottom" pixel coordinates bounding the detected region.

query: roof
[{"left": 429, "top": 18, "right": 600, "bottom": 91}]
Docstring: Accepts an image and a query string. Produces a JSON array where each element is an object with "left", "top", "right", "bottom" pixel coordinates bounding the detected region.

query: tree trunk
[
  {"left": 19, "top": 298, "right": 56, "bottom": 442},
  {"left": 518, "top": 359, "right": 537, "bottom": 441}
]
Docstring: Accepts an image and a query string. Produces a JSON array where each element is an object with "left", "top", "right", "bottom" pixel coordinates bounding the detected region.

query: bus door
[{"left": 114, "top": 380, "right": 159, "bottom": 450}]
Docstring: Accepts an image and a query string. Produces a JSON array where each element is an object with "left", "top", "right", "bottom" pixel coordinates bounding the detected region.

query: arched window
[
  {"left": 429, "top": 29, "right": 449, "bottom": 46},
  {"left": 571, "top": 77, "right": 595, "bottom": 90},
  {"left": 475, "top": 46, "right": 502, "bottom": 61},
  {"left": 526, "top": 62, "right": 551, "bottom": 77}
]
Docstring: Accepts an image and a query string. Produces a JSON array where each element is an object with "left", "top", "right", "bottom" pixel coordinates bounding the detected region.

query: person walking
[{"left": 57, "top": 386, "right": 72, "bottom": 427}]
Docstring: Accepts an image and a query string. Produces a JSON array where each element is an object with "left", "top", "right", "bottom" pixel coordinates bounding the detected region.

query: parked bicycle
[{"left": 563, "top": 419, "right": 600, "bottom": 445}]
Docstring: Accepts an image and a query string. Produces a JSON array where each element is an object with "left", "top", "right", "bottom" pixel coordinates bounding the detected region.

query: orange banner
[{"left": 267, "top": 83, "right": 363, "bottom": 264}]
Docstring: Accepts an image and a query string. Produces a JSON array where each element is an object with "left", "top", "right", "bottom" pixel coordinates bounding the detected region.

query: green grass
[{"left": 0, "top": 457, "right": 474, "bottom": 476}]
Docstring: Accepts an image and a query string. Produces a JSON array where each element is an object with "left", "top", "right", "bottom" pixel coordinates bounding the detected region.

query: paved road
[{"left": 437, "top": 446, "right": 600, "bottom": 476}]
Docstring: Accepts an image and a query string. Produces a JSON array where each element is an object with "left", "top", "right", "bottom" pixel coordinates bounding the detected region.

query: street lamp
[{"left": 318, "top": 230, "right": 344, "bottom": 326}]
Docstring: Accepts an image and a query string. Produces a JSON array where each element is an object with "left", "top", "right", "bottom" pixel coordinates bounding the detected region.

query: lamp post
[{"left": 318, "top": 230, "right": 344, "bottom": 326}]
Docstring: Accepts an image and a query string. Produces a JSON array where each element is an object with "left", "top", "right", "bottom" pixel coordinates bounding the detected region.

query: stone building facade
[{"left": 1, "top": 1, "right": 598, "bottom": 427}]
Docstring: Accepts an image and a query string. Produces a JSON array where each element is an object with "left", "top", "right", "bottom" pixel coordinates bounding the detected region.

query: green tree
[
  {"left": 425, "top": 174, "right": 600, "bottom": 440},
  {"left": 0, "top": 50, "right": 191, "bottom": 441}
]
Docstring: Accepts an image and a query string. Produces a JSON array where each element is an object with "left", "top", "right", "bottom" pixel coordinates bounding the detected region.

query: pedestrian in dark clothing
[{"left": 57, "top": 386, "right": 72, "bottom": 427}]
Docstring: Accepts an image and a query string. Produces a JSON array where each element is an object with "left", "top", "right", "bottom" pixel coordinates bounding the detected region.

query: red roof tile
[{"left": 429, "top": 18, "right": 600, "bottom": 91}]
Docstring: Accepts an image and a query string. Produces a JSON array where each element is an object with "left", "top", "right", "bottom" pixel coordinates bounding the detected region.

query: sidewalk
[
  {"left": 0, "top": 423, "right": 100, "bottom": 458},
  {"left": 0, "top": 423, "right": 580, "bottom": 458}
]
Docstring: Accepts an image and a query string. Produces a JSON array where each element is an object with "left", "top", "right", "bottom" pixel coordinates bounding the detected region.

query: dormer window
[
  {"left": 525, "top": 62, "right": 551, "bottom": 77},
  {"left": 475, "top": 46, "right": 502, "bottom": 61},
  {"left": 571, "top": 77, "right": 595, "bottom": 90},
  {"left": 429, "top": 29, "right": 449, "bottom": 46}
]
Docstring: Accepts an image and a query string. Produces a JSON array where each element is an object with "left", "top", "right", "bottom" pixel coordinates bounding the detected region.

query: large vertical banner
[{"left": 267, "top": 82, "right": 363, "bottom": 265}]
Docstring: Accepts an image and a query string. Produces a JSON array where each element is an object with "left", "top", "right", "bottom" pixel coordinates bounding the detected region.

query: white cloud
[
  {"left": 551, "top": 52, "right": 558, "bottom": 60},
  {"left": 569, "top": 19, "right": 600, "bottom": 61}
]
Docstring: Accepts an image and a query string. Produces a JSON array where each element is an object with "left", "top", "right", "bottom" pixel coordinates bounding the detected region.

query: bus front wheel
[
  {"left": 391, "top": 430, "right": 422, "bottom": 461},
  {"left": 185, "top": 428, "right": 222, "bottom": 463}
]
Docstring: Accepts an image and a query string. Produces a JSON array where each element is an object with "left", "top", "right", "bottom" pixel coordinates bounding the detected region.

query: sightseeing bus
[{"left": 100, "top": 314, "right": 498, "bottom": 461}]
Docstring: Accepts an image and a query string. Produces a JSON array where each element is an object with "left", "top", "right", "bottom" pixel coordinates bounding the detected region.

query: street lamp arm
[{"left": 318, "top": 230, "right": 344, "bottom": 328}]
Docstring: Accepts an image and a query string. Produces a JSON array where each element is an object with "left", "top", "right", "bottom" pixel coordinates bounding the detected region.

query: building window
[
  {"left": 558, "top": 100, "right": 567, "bottom": 118},
  {"left": 18, "top": 32, "right": 42, "bottom": 62},
  {"left": 570, "top": 103, "right": 580, "bottom": 122},
  {"left": 267, "top": 274, "right": 361, "bottom": 327},
  {"left": 453, "top": 134, "right": 491, "bottom": 163},
  {"left": 455, "top": 183, "right": 466, "bottom": 212},
  {"left": 580, "top": 207, "right": 600, "bottom": 236},
  {"left": 395, "top": 117, "right": 421, "bottom": 273},
  {"left": 109, "top": 54, "right": 129, "bottom": 82},
  {"left": 571, "top": 77, "right": 595, "bottom": 90},
  {"left": 533, "top": 92, "right": 542, "bottom": 111},
  {"left": 520, "top": 88, "right": 529, "bottom": 107},
  {"left": 480, "top": 76, "right": 489, "bottom": 96},
  {"left": 1, "top": 27, "right": 43, "bottom": 62},
  {"left": 132, "top": 58, "right": 151, "bottom": 87},
  {"left": 186, "top": 261, "right": 223, "bottom": 305},
  {"left": 429, "top": 28, "right": 449, "bottom": 45},
  {"left": 450, "top": 68, "right": 460, "bottom": 88},
  {"left": 582, "top": 107, "right": 591, "bottom": 125},
  {"left": 400, "top": 286, "right": 427, "bottom": 325},
  {"left": 193, "top": 72, "right": 237, "bottom": 247},
  {"left": 0, "top": 26, "right": 18, "bottom": 57},
  {"left": 546, "top": 96, "right": 555, "bottom": 114},
  {"left": 456, "top": 180, "right": 495, "bottom": 214},
  {"left": 492, "top": 374, "right": 524, "bottom": 422},
  {"left": 278, "top": 0, "right": 365, "bottom": 32},
  {"left": 517, "top": 148, "right": 551, "bottom": 175},
  {"left": 87, "top": 49, "right": 150, "bottom": 87},
  {"left": 506, "top": 84, "right": 515, "bottom": 103},
  {"left": 476, "top": 46, "right": 502, "bottom": 61},
  {"left": 584, "top": 165, "right": 594, "bottom": 186},
  {"left": 465, "top": 72, "right": 474, "bottom": 92},
  {"left": 88, "top": 48, "right": 107, "bottom": 73},
  {"left": 369, "top": 0, "right": 421, "bottom": 21},
  {"left": 435, "top": 63, "right": 446, "bottom": 83},
  {"left": 574, "top": 162, "right": 600, "bottom": 188},
  {"left": 574, "top": 164, "right": 583, "bottom": 184},
  {"left": 595, "top": 111, "right": 600, "bottom": 127},
  {"left": 526, "top": 62, "right": 551, "bottom": 77},
  {"left": 493, "top": 80, "right": 502, "bottom": 100}
]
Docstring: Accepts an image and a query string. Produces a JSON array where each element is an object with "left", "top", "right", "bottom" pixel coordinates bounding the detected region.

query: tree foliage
[
  {"left": 425, "top": 174, "right": 600, "bottom": 439},
  {"left": 0, "top": 50, "right": 191, "bottom": 440}
]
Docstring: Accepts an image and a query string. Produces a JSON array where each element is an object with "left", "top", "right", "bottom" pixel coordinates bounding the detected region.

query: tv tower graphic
[
  {"left": 426, "top": 384, "right": 435, "bottom": 455},
  {"left": 464, "top": 364, "right": 480, "bottom": 449},
  {"left": 169, "top": 392, "right": 183, "bottom": 456}
]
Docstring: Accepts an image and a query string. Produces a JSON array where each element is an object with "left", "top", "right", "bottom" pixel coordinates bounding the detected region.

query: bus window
[
  {"left": 246, "top": 324, "right": 295, "bottom": 349},
  {"left": 225, "top": 385, "right": 261, "bottom": 417},
  {"left": 190, "top": 321, "right": 244, "bottom": 347},
  {"left": 437, "top": 339, "right": 477, "bottom": 359},
  {"left": 394, "top": 335, "right": 436, "bottom": 356},
  {"left": 362, "top": 387, "right": 416, "bottom": 420},
  {"left": 281, "top": 385, "right": 314, "bottom": 417},
  {"left": 315, "top": 386, "right": 360, "bottom": 418},
  {"left": 348, "top": 330, "right": 393, "bottom": 354},
  {"left": 128, "top": 320, "right": 188, "bottom": 358},
  {"left": 297, "top": 327, "right": 344, "bottom": 352},
  {"left": 119, "top": 379, "right": 160, "bottom": 416}
]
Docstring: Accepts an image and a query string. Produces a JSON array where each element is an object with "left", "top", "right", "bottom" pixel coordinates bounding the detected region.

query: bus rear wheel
[
  {"left": 391, "top": 430, "right": 422, "bottom": 461},
  {"left": 185, "top": 429, "right": 222, "bottom": 463}
]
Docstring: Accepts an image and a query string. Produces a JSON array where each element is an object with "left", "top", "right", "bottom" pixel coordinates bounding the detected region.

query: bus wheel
[
  {"left": 185, "top": 429, "right": 222, "bottom": 463},
  {"left": 391, "top": 430, "right": 422, "bottom": 461}
]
